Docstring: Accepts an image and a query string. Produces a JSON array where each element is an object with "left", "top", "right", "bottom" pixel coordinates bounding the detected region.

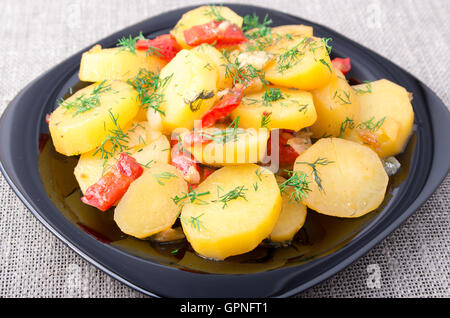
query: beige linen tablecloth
[{"left": 0, "top": 0, "right": 448, "bottom": 297}]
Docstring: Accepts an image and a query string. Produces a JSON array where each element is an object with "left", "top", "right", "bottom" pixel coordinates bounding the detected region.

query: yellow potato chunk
[
  {"left": 231, "top": 87, "right": 316, "bottom": 130},
  {"left": 114, "top": 164, "right": 188, "bottom": 239},
  {"left": 48, "top": 81, "right": 139, "bottom": 156},
  {"left": 74, "top": 122, "right": 170, "bottom": 193},
  {"left": 271, "top": 25, "right": 314, "bottom": 39},
  {"left": 310, "top": 68, "right": 360, "bottom": 138},
  {"left": 191, "top": 44, "right": 233, "bottom": 90},
  {"left": 294, "top": 138, "right": 388, "bottom": 218},
  {"left": 264, "top": 37, "right": 333, "bottom": 90},
  {"left": 171, "top": 5, "right": 243, "bottom": 49},
  {"left": 268, "top": 176, "right": 308, "bottom": 243},
  {"left": 79, "top": 45, "right": 166, "bottom": 82},
  {"left": 180, "top": 164, "right": 282, "bottom": 260},
  {"left": 158, "top": 49, "right": 218, "bottom": 133},
  {"left": 345, "top": 79, "right": 414, "bottom": 158},
  {"left": 181, "top": 127, "right": 269, "bottom": 166}
]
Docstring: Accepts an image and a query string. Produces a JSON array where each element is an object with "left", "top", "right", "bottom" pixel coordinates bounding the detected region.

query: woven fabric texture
[{"left": 0, "top": 0, "right": 448, "bottom": 298}]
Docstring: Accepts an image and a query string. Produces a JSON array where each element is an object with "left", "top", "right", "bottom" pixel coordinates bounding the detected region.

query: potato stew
[{"left": 47, "top": 5, "right": 414, "bottom": 261}]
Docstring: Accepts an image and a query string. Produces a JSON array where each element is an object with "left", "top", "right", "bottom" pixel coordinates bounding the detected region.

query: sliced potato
[
  {"left": 231, "top": 87, "right": 316, "bottom": 130},
  {"left": 171, "top": 5, "right": 243, "bottom": 49},
  {"left": 158, "top": 49, "right": 218, "bottom": 133},
  {"left": 294, "top": 138, "right": 388, "bottom": 218},
  {"left": 345, "top": 79, "right": 414, "bottom": 158},
  {"left": 310, "top": 68, "right": 360, "bottom": 138},
  {"left": 180, "top": 164, "right": 282, "bottom": 260},
  {"left": 181, "top": 127, "right": 269, "bottom": 166},
  {"left": 191, "top": 44, "right": 233, "bottom": 90},
  {"left": 114, "top": 164, "right": 188, "bottom": 239},
  {"left": 74, "top": 122, "right": 170, "bottom": 193},
  {"left": 264, "top": 37, "right": 333, "bottom": 90},
  {"left": 268, "top": 176, "right": 308, "bottom": 243},
  {"left": 79, "top": 45, "right": 166, "bottom": 82},
  {"left": 49, "top": 81, "right": 139, "bottom": 156},
  {"left": 270, "top": 25, "right": 313, "bottom": 39}
]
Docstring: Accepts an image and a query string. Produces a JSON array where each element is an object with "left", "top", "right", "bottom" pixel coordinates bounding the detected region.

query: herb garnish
[
  {"left": 93, "top": 110, "right": 129, "bottom": 165},
  {"left": 279, "top": 170, "right": 311, "bottom": 202},
  {"left": 296, "top": 157, "right": 334, "bottom": 192},
  {"left": 117, "top": 32, "right": 145, "bottom": 54},
  {"left": 204, "top": 5, "right": 226, "bottom": 21},
  {"left": 353, "top": 81, "right": 372, "bottom": 95},
  {"left": 261, "top": 111, "right": 272, "bottom": 128},
  {"left": 173, "top": 188, "right": 211, "bottom": 205},
  {"left": 127, "top": 70, "right": 172, "bottom": 115},
  {"left": 181, "top": 213, "right": 206, "bottom": 231},
  {"left": 153, "top": 171, "right": 177, "bottom": 185},
  {"left": 59, "top": 80, "right": 111, "bottom": 116},
  {"left": 213, "top": 185, "right": 248, "bottom": 208}
]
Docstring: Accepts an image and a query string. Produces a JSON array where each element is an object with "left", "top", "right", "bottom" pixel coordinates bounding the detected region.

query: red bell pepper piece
[
  {"left": 81, "top": 153, "right": 143, "bottom": 211},
  {"left": 201, "top": 84, "right": 245, "bottom": 128},
  {"left": 136, "top": 34, "right": 181, "bottom": 62},
  {"left": 331, "top": 57, "right": 351, "bottom": 75},
  {"left": 267, "top": 130, "right": 300, "bottom": 165},
  {"left": 184, "top": 20, "right": 246, "bottom": 47}
]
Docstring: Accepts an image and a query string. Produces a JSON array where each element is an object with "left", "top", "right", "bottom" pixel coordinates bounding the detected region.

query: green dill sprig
[
  {"left": 322, "top": 37, "right": 333, "bottom": 54},
  {"left": 213, "top": 185, "right": 248, "bottom": 209},
  {"left": 93, "top": 110, "right": 129, "bottom": 167},
  {"left": 338, "top": 117, "right": 355, "bottom": 138},
  {"left": 338, "top": 116, "right": 386, "bottom": 137},
  {"left": 261, "top": 111, "right": 272, "bottom": 128},
  {"left": 127, "top": 70, "right": 172, "bottom": 115},
  {"left": 333, "top": 89, "right": 352, "bottom": 105},
  {"left": 153, "top": 171, "right": 177, "bottom": 185},
  {"left": 296, "top": 157, "right": 334, "bottom": 192},
  {"left": 255, "top": 168, "right": 263, "bottom": 181},
  {"left": 59, "top": 81, "right": 111, "bottom": 116},
  {"left": 221, "top": 50, "right": 268, "bottom": 87},
  {"left": 201, "top": 116, "right": 245, "bottom": 144},
  {"left": 173, "top": 188, "right": 211, "bottom": 205},
  {"left": 204, "top": 5, "right": 226, "bottom": 21},
  {"left": 117, "top": 32, "right": 145, "bottom": 54},
  {"left": 319, "top": 58, "right": 332, "bottom": 72},
  {"left": 181, "top": 213, "right": 206, "bottom": 231},
  {"left": 263, "top": 88, "right": 285, "bottom": 105},
  {"left": 242, "top": 13, "right": 272, "bottom": 37},
  {"left": 279, "top": 170, "right": 311, "bottom": 203},
  {"left": 353, "top": 81, "right": 372, "bottom": 95},
  {"left": 357, "top": 116, "right": 386, "bottom": 131},
  {"left": 276, "top": 41, "right": 306, "bottom": 72}
]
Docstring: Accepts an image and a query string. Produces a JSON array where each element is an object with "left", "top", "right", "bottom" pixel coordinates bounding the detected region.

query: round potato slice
[
  {"left": 345, "top": 79, "right": 414, "bottom": 158},
  {"left": 294, "top": 138, "right": 388, "bottom": 218},
  {"left": 180, "top": 164, "right": 282, "bottom": 260},
  {"left": 264, "top": 37, "right": 333, "bottom": 90},
  {"left": 268, "top": 176, "right": 308, "bottom": 243},
  {"left": 114, "top": 164, "right": 188, "bottom": 239},
  {"left": 79, "top": 45, "right": 166, "bottom": 82},
  {"left": 231, "top": 87, "right": 316, "bottom": 131},
  {"left": 49, "top": 81, "right": 139, "bottom": 156},
  {"left": 181, "top": 127, "right": 269, "bottom": 166}
]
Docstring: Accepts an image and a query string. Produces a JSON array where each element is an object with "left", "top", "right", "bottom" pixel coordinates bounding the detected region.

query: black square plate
[{"left": 0, "top": 4, "right": 449, "bottom": 297}]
